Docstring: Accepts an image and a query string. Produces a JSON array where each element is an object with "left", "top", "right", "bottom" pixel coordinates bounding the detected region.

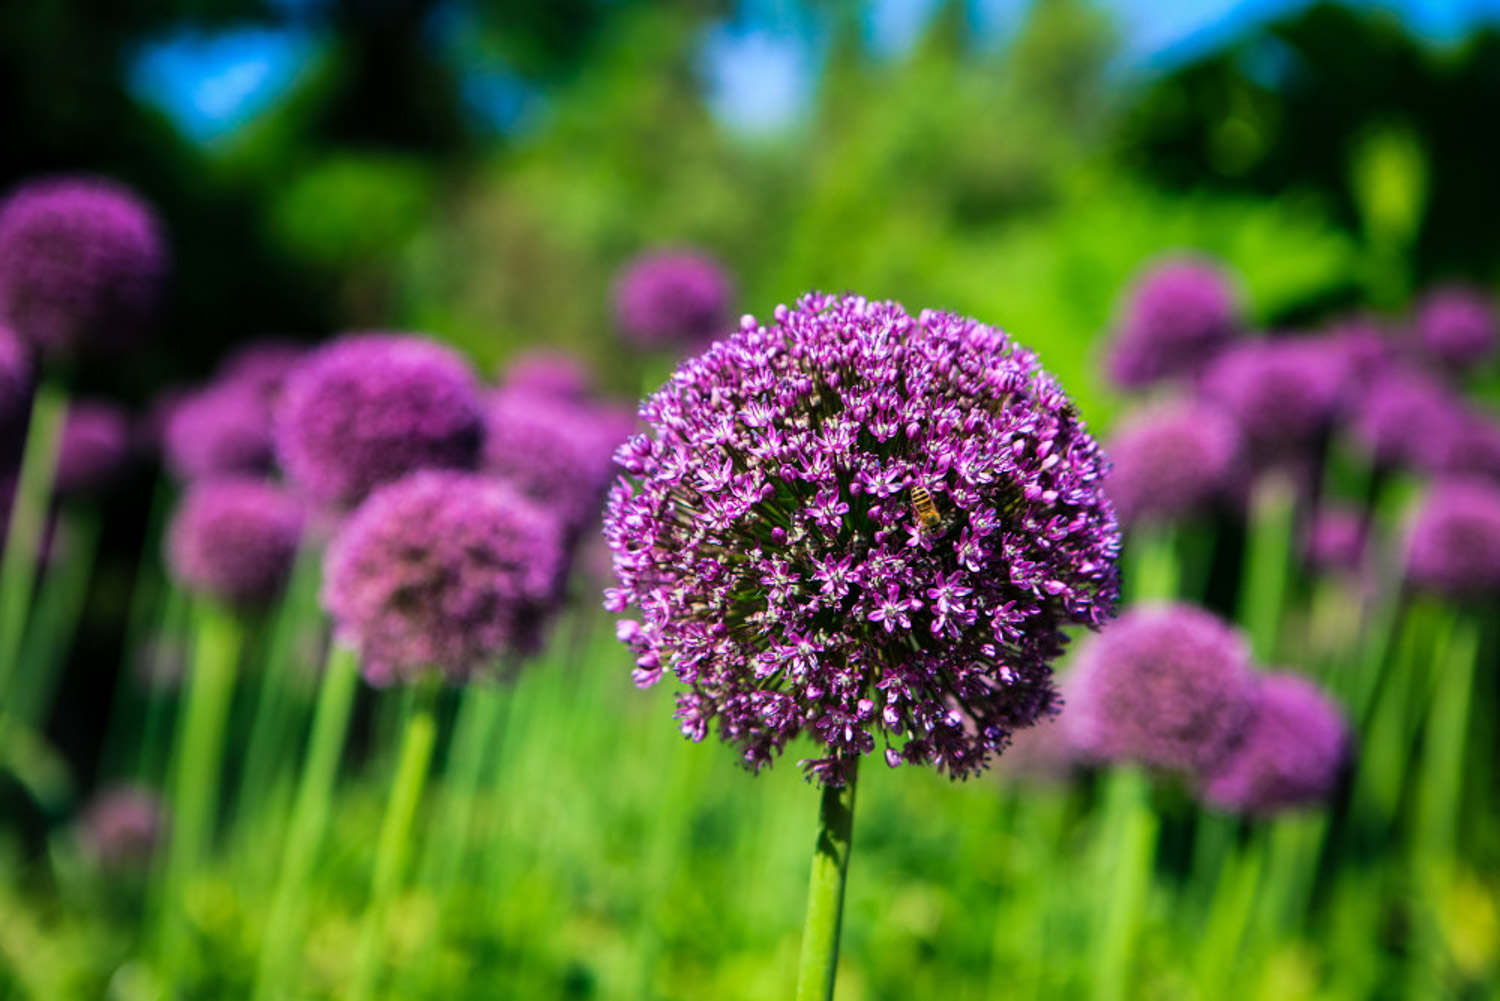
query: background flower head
[
  {"left": 1105, "top": 398, "right": 1243, "bottom": 526},
  {"left": 613, "top": 250, "right": 734, "bottom": 351},
  {"left": 166, "top": 477, "right": 304, "bottom": 607},
  {"left": 1106, "top": 257, "right": 1240, "bottom": 389},
  {"left": 1414, "top": 285, "right": 1495, "bottom": 368},
  {"left": 54, "top": 400, "right": 131, "bottom": 495},
  {"left": 1404, "top": 477, "right": 1500, "bottom": 598},
  {"left": 162, "top": 381, "right": 276, "bottom": 481}
]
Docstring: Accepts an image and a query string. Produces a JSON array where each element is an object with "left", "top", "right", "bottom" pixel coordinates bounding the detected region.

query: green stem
[
  {"left": 11, "top": 504, "right": 101, "bottom": 726},
  {"left": 419, "top": 681, "right": 506, "bottom": 895},
  {"left": 1092, "top": 768, "right": 1158, "bottom": 1001},
  {"left": 794, "top": 759, "right": 858, "bottom": 1001},
  {"left": 0, "top": 380, "right": 68, "bottom": 711},
  {"left": 1126, "top": 524, "right": 1178, "bottom": 603},
  {"left": 1196, "top": 830, "right": 1266, "bottom": 995},
  {"left": 252, "top": 643, "right": 361, "bottom": 1001},
  {"left": 1239, "top": 475, "right": 1296, "bottom": 662},
  {"left": 349, "top": 680, "right": 440, "bottom": 1001},
  {"left": 158, "top": 599, "right": 243, "bottom": 978},
  {"left": 135, "top": 586, "right": 190, "bottom": 783},
  {"left": 1413, "top": 614, "right": 1481, "bottom": 867}
]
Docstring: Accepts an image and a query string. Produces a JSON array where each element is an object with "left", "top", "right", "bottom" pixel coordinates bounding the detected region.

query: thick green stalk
[
  {"left": 158, "top": 600, "right": 243, "bottom": 978},
  {"left": 349, "top": 681, "right": 439, "bottom": 1001},
  {"left": 1126, "top": 524, "right": 1178, "bottom": 603},
  {"left": 1413, "top": 614, "right": 1481, "bottom": 866},
  {"left": 1196, "top": 831, "right": 1266, "bottom": 995},
  {"left": 252, "top": 644, "right": 361, "bottom": 1001},
  {"left": 419, "top": 681, "right": 506, "bottom": 894},
  {"left": 11, "top": 504, "right": 101, "bottom": 725},
  {"left": 1092, "top": 768, "right": 1158, "bottom": 1001},
  {"left": 794, "top": 759, "right": 858, "bottom": 1001},
  {"left": 0, "top": 380, "right": 68, "bottom": 709},
  {"left": 1239, "top": 475, "right": 1296, "bottom": 662}
]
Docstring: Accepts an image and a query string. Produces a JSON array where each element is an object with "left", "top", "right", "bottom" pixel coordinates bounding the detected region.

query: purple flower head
[
  {"left": 502, "top": 350, "right": 594, "bottom": 402},
  {"left": 614, "top": 250, "right": 734, "bottom": 350},
  {"left": 1414, "top": 285, "right": 1496, "bottom": 368},
  {"left": 276, "top": 333, "right": 485, "bottom": 508},
  {"left": 218, "top": 339, "right": 306, "bottom": 402},
  {"left": 1199, "top": 672, "right": 1351, "bottom": 815},
  {"left": 166, "top": 478, "right": 304, "bottom": 606},
  {"left": 323, "top": 470, "right": 568, "bottom": 685},
  {"left": 163, "top": 382, "right": 274, "bottom": 480},
  {"left": 0, "top": 177, "right": 167, "bottom": 359},
  {"left": 1348, "top": 365, "right": 1463, "bottom": 471},
  {"left": 1105, "top": 399, "right": 1243, "bottom": 526},
  {"left": 55, "top": 401, "right": 130, "bottom": 494},
  {"left": 1404, "top": 478, "right": 1500, "bottom": 598},
  {"left": 482, "top": 390, "right": 624, "bottom": 537},
  {"left": 1064, "top": 603, "right": 1256, "bottom": 773},
  {"left": 603, "top": 293, "right": 1121, "bottom": 785},
  {"left": 1106, "top": 258, "right": 1241, "bottom": 389},
  {"left": 0, "top": 323, "right": 30, "bottom": 428},
  {"left": 79, "top": 786, "right": 166, "bottom": 868},
  {"left": 1198, "top": 339, "right": 1344, "bottom": 465},
  {"left": 1302, "top": 505, "right": 1367, "bottom": 574}
]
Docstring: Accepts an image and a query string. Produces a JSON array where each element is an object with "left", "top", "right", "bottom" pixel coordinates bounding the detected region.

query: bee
[{"left": 910, "top": 485, "right": 943, "bottom": 534}]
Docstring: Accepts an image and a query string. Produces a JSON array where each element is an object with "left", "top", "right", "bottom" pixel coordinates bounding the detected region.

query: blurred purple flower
[
  {"left": 1065, "top": 603, "right": 1256, "bottom": 773},
  {"left": 218, "top": 338, "right": 306, "bottom": 403},
  {"left": 614, "top": 250, "right": 734, "bottom": 351},
  {"left": 166, "top": 477, "right": 304, "bottom": 606},
  {"left": 1414, "top": 285, "right": 1496, "bottom": 368},
  {"left": 1348, "top": 365, "right": 1463, "bottom": 470},
  {"left": 163, "top": 382, "right": 275, "bottom": 481},
  {"left": 1105, "top": 399, "right": 1243, "bottom": 526},
  {"left": 79, "top": 786, "right": 166, "bottom": 868},
  {"left": 0, "top": 176, "right": 167, "bottom": 359},
  {"left": 604, "top": 293, "right": 1121, "bottom": 785},
  {"left": 1302, "top": 505, "right": 1367, "bottom": 574},
  {"left": 1106, "top": 258, "right": 1240, "bottom": 389},
  {"left": 1405, "top": 478, "right": 1500, "bottom": 598},
  {"left": 0, "top": 323, "right": 30, "bottom": 429},
  {"left": 323, "top": 470, "right": 568, "bottom": 685},
  {"left": 1198, "top": 339, "right": 1344, "bottom": 466},
  {"left": 501, "top": 350, "right": 594, "bottom": 402},
  {"left": 276, "top": 333, "right": 485, "bottom": 509},
  {"left": 55, "top": 401, "right": 131, "bottom": 494},
  {"left": 1199, "top": 672, "right": 1350, "bottom": 815}
]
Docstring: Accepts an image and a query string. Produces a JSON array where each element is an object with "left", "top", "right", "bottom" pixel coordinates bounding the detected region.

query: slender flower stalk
[
  {"left": 1238, "top": 475, "right": 1296, "bottom": 662},
  {"left": 11, "top": 502, "right": 101, "bottom": 724},
  {"left": 795, "top": 758, "right": 858, "bottom": 1001},
  {"left": 1091, "top": 768, "right": 1159, "bottom": 1001}
]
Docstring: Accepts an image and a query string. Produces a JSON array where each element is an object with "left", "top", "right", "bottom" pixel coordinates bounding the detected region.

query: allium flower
[
  {"left": 614, "top": 250, "right": 734, "bottom": 350},
  {"left": 1348, "top": 366, "right": 1462, "bottom": 470},
  {"left": 502, "top": 350, "right": 594, "bottom": 402},
  {"left": 55, "top": 401, "right": 130, "bottom": 494},
  {"left": 79, "top": 786, "right": 166, "bottom": 867},
  {"left": 1198, "top": 339, "right": 1344, "bottom": 465},
  {"left": 1106, "top": 258, "right": 1240, "bottom": 389},
  {"left": 1199, "top": 672, "right": 1350, "bottom": 815},
  {"left": 1414, "top": 285, "right": 1496, "bottom": 368},
  {"left": 604, "top": 293, "right": 1121, "bottom": 785},
  {"left": 1404, "top": 478, "right": 1500, "bottom": 598},
  {"left": 1105, "top": 399, "right": 1243, "bottom": 526},
  {"left": 323, "top": 470, "right": 568, "bottom": 685},
  {"left": 276, "top": 333, "right": 485, "bottom": 508},
  {"left": 0, "top": 323, "right": 30, "bottom": 428},
  {"left": 162, "top": 382, "right": 274, "bottom": 480},
  {"left": 1422, "top": 407, "right": 1500, "bottom": 481},
  {"left": 166, "top": 478, "right": 304, "bottom": 606},
  {"left": 1064, "top": 603, "right": 1255, "bottom": 773},
  {"left": 1302, "top": 506, "right": 1367, "bottom": 574},
  {"left": 218, "top": 339, "right": 306, "bottom": 402},
  {"left": 482, "top": 390, "right": 625, "bottom": 535},
  {"left": 0, "top": 177, "right": 166, "bottom": 358}
]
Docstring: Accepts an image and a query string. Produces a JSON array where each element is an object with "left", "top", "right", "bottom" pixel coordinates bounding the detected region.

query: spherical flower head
[
  {"left": 323, "top": 470, "right": 568, "bottom": 685},
  {"left": 55, "top": 401, "right": 130, "bottom": 494},
  {"left": 0, "top": 323, "right": 30, "bottom": 428},
  {"left": 276, "top": 333, "right": 485, "bottom": 508},
  {"left": 79, "top": 786, "right": 167, "bottom": 868},
  {"left": 502, "top": 349, "right": 594, "bottom": 402},
  {"left": 1349, "top": 365, "right": 1463, "bottom": 470},
  {"left": 1422, "top": 408, "right": 1500, "bottom": 481},
  {"left": 166, "top": 477, "right": 304, "bottom": 606},
  {"left": 1106, "top": 258, "right": 1240, "bottom": 389},
  {"left": 218, "top": 339, "right": 306, "bottom": 403},
  {"left": 1199, "top": 672, "right": 1350, "bottom": 815},
  {"left": 163, "top": 382, "right": 274, "bottom": 480},
  {"left": 1105, "top": 399, "right": 1243, "bottom": 527},
  {"left": 1064, "top": 603, "right": 1255, "bottom": 773},
  {"left": 604, "top": 293, "right": 1121, "bottom": 785},
  {"left": 1415, "top": 285, "right": 1496, "bottom": 368},
  {"left": 1198, "top": 339, "right": 1344, "bottom": 465},
  {"left": 1302, "top": 505, "right": 1367, "bottom": 574},
  {"left": 614, "top": 250, "right": 734, "bottom": 350},
  {"left": 0, "top": 176, "right": 167, "bottom": 359},
  {"left": 1404, "top": 478, "right": 1500, "bottom": 599},
  {"left": 482, "top": 390, "right": 623, "bottom": 536}
]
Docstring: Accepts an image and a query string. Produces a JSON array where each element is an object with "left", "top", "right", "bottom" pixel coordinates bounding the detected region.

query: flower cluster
[
  {"left": 1199, "top": 338, "right": 1345, "bottom": 465},
  {"left": 276, "top": 333, "right": 485, "bottom": 508},
  {"left": 1106, "top": 258, "right": 1240, "bottom": 389},
  {"left": 166, "top": 478, "right": 304, "bottom": 606},
  {"left": 1105, "top": 399, "right": 1243, "bottom": 526},
  {"left": 1302, "top": 505, "right": 1367, "bottom": 574},
  {"left": 163, "top": 382, "right": 276, "bottom": 481},
  {"left": 614, "top": 250, "right": 734, "bottom": 351},
  {"left": 0, "top": 177, "right": 167, "bottom": 359},
  {"left": 55, "top": 401, "right": 131, "bottom": 495},
  {"left": 604, "top": 293, "right": 1121, "bottom": 785},
  {"left": 501, "top": 349, "right": 594, "bottom": 402},
  {"left": 1405, "top": 478, "right": 1500, "bottom": 598},
  {"left": 323, "top": 470, "right": 568, "bottom": 685},
  {"left": 1415, "top": 285, "right": 1495, "bottom": 368}
]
